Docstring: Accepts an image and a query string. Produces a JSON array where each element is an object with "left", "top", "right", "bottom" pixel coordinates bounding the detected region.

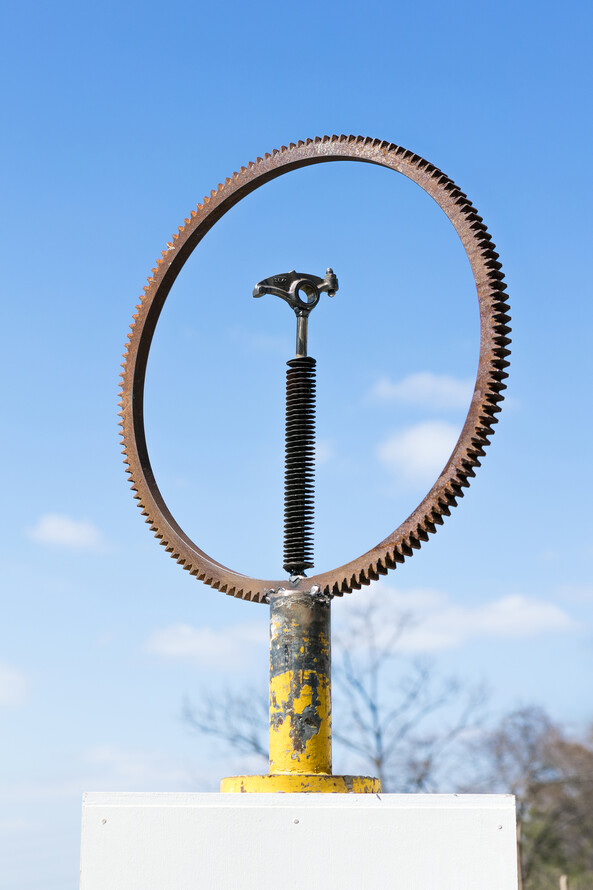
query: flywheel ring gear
[{"left": 119, "top": 135, "right": 510, "bottom": 603}]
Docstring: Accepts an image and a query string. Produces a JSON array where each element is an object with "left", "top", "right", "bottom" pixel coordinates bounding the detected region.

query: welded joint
[{"left": 264, "top": 585, "right": 331, "bottom": 606}]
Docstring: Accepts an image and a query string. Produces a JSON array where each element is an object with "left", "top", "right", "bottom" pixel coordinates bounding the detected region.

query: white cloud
[
  {"left": 27, "top": 513, "right": 104, "bottom": 550},
  {"left": 370, "top": 372, "right": 474, "bottom": 410},
  {"left": 401, "top": 594, "right": 575, "bottom": 653},
  {"left": 0, "top": 662, "right": 28, "bottom": 706},
  {"left": 336, "top": 584, "right": 576, "bottom": 654},
  {"left": 144, "top": 620, "right": 267, "bottom": 669},
  {"left": 377, "top": 421, "right": 459, "bottom": 484}
]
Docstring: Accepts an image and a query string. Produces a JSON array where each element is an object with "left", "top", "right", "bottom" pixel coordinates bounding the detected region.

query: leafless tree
[
  {"left": 464, "top": 707, "right": 593, "bottom": 890},
  {"left": 183, "top": 600, "right": 486, "bottom": 793},
  {"left": 184, "top": 613, "right": 593, "bottom": 888},
  {"left": 184, "top": 689, "right": 268, "bottom": 764},
  {"left": 331, "top": 602, "right": 486, "bottom": 792}
]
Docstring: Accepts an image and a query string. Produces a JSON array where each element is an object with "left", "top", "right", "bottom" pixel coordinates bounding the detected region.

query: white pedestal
[{"left": 80, "top": 792, "right": 517, "bottom": 889}]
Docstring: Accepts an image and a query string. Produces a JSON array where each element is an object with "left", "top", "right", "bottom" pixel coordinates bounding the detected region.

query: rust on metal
[
  {"left": 268, "top": 589, "right": 331, "bottom": 773},
  {"left": 119, "top": 136, "right": 511, "bottom": 603},
  {"left": 219, "top": 774, "right": 381, "bottom": 793}
]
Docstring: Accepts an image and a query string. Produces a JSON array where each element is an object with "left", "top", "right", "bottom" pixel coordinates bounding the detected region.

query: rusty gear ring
[{"left": 119, "top": 135, "right": 510, "bottom": 603}]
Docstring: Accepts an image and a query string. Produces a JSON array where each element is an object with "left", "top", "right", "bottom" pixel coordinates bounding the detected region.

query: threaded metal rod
[{"left": 283, "top": 356, "right": 316, "bottom": 575}]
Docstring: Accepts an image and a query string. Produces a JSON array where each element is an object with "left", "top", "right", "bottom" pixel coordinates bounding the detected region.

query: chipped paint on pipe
[
  {"left": 268, "top": 588, "right": 331, "bottom": 776},
  {"left": 220, "top": 774, "right": 381, "bottom": 792},
  {"left": 220, "top": 585, "right": 381, "bottom": 792}
]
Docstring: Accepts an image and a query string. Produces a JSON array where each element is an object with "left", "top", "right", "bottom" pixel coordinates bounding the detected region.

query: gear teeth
[{"left": 120, "top": 136, "right": 509, "bottom": 603}]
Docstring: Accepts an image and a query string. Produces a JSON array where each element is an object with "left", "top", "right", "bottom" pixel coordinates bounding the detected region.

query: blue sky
[{"left": 1, "top": 1, "right": 592, "bottom": 887}]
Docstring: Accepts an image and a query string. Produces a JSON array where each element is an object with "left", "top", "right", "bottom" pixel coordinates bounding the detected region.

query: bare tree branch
[
  {"left": 463, "top": 707, "right": 593, "bottom": 888},
  {"left": 182, "top": 609, "right": 593, "bottom": 887},
  {"left": 183, "top": 690, "right": 268, "bottom": 763}
]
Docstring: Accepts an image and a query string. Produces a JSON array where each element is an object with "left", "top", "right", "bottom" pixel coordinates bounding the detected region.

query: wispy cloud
[
  {"left": 144, "top": 620, "right": 267, "bottom": 669},
  {"left": 402, "top": 594, "right": 575, "bottom": 652},
  {"left": 27, "top": 513, "right": 105, "bottom": 550},
  {"left": 377, "top": 421, "right": 459, "bottom": 484},
  {"left": 0, "top": 662, "right": 28, "bottom": 707},
  {"left": 370, "top": 372, "right": 473, "bottom": 410},
  {"left": 337, "top": 585, "right": 576, "bottom": 654}
]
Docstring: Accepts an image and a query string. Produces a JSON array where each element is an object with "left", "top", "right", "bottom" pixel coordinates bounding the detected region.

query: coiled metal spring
[{"left": 283, "top": 356, "right": 316, "bottom": 575}]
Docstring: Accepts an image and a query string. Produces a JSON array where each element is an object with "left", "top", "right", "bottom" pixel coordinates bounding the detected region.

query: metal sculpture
[
  {"left": 119, "top": 136, "right": 510, "bottom": 792},
  {"left": 253, "top": 268, "right": 338, "bottom": 577}
]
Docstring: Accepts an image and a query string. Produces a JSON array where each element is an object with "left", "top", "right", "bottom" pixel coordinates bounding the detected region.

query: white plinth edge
[{"left": 80, "top": 791, "right": 518, "bottom": 889}]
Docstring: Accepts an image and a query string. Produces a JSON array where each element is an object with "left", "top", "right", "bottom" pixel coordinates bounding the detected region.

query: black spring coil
[{"left": 283, "top": 356, "right": 316, "bottom": 576}]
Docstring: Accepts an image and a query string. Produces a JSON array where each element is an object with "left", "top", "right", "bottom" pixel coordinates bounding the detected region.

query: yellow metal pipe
[
  {"left": 220, "top": 586, "right": 381, "bottom": 793},
  {"left": 268, "top": 589, "right": 331, "bottom": 776}
]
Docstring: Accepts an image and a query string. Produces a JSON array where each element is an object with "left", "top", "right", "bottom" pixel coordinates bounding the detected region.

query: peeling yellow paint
[
  {"left": 220, "top": 774, "right": 381, "bottom": 793},
  {"left": 221, "top": 590, "right": 381, "bottom": 794},
  {"left": 269, "top": 668, "right": 331, "bottom": 774}
]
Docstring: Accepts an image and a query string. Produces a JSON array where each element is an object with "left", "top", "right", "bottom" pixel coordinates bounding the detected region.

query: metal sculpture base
[
  {"left": 221, "top": 588, "right": 381, "bottom": 794},
  {"left": 220, "top": 775, "right": 381, "bottom": 793},
  {"left": 80, "top": 792, "right": 519, "bottom": 889}
]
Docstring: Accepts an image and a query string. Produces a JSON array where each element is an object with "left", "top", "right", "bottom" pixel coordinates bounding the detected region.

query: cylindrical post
[
  {"left": 221, "top": 582, "right": 377, "bottom": 789},
  {"left": 268, "top": 589, "right": 331, "bottom": 776},
  {"left": 296, "top": 313, "right": 308, "bottom": 356}
]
